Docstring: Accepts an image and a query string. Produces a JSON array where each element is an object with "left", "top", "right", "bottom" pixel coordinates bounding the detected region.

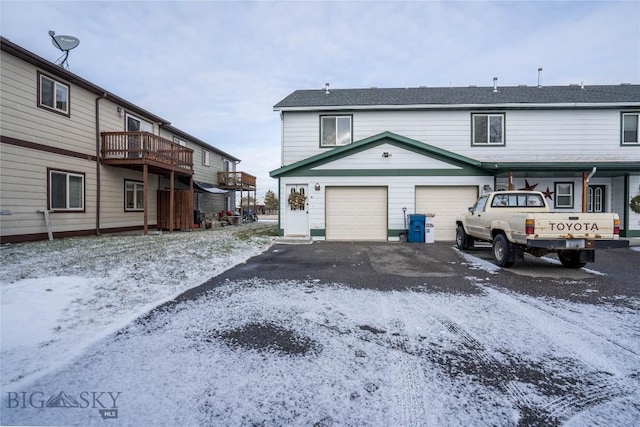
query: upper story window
[
  {"left": 202, "top": 149, "right": 210, "bottom": 166},
  {"left": 49, "top": 169, "right": 84, "bottom": 211},
  {"left": 320, "top": 115, "right": 352, "bottom": 147},
  {"left": 472, "top": 113, "right": 505, "bottom": 146},
  {"left": 622, "top": 112, "right": 639, "bottom": 145},
  {"left": 38, "top": 72, "right": 69, "bottom": 115},
  {"left": 173, "top": 137, "right": 187, "bottom": 147}
]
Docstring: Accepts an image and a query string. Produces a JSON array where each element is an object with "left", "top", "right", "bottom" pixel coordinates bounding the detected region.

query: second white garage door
[
  {"left": 415, "top": 186, "right": 478, "bottom": 241},
  {"left": 326, "top": 187, "right": 387, "bottom": 241}
]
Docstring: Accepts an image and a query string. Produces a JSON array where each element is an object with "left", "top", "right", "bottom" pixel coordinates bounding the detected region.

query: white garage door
[
  {"left": 415, "top": 186, "right": 478, "bottom": 241},
  {"left": 326, "top": 187, "right": 387, "bottom": 241}
]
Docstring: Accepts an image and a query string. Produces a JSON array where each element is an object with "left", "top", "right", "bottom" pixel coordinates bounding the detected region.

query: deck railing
[
  {"left": 217, "top": 171, "right": 257, "bottom": 190},
  {"left": 101, "top": 132, "right": 193, "bottom": 171}
]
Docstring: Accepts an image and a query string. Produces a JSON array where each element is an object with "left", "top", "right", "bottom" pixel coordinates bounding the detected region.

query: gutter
[{"left": 95, "top": 93, "right": 107, "bottom": 235}]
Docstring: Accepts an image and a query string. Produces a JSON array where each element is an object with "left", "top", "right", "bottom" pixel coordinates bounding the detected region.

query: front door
[
  {"left": 587, "top": 185, "right": 606, "bottom": 213},
  {"left": 285, "top": 184, "right": 309, "bottom": 236}
]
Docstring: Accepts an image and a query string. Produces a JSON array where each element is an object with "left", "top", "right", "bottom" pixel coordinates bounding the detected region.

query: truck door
[{"left": 466, "top": 195, "right": 490, "bottom": 239}]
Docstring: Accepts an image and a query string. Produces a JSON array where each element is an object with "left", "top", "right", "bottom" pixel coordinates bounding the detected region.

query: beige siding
[{"left": 1, "top": 52, "right": 96, "bottom": 156}]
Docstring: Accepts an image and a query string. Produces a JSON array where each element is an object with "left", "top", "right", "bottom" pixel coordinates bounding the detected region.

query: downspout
[
  {"left": 582, "top": 167, "right": 597, "bottom": 212},
  {"left": 95, "top": 93, "right": 107, "bottom": 235}
]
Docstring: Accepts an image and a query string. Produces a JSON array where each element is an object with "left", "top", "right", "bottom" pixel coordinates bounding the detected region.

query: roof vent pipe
[
  {"left": 493, "top": 77, "right": 498, "bottom": 93},
  {"left": 537, "top": 68, "right": 543, "bottom": 88},
  {"left": 324, "top": 83, "right": 330, "bottom": 94}
]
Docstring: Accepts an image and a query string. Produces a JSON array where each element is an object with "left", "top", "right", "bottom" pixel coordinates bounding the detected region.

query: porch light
[
  {"left": 315, "top": 182, "right": 320, "bottom": 191},
  {"left": 117, "top": 107, "right": 124, "bottom": 118}
]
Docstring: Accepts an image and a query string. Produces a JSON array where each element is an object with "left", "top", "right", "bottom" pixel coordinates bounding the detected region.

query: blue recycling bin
[{"left": 407, "top": 214, "right": 426, "bottom": 243}]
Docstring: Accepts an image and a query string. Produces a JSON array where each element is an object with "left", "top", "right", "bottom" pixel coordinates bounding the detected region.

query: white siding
[{"left": 281, "top": 109, "right": 640, "bottom": 166}]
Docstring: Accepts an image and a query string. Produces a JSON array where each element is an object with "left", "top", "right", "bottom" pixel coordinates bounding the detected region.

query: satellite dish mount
[{"left": 49, "top": 30, "right": 80, "bottom": 70}]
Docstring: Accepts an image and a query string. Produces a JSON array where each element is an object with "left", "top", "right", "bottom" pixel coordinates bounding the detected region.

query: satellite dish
[
  {"left": 48, "top": 30, "right": 80, "bottom": 69},
  {"left": 51, "top": 35, "right": 80, "bottom": 51}
]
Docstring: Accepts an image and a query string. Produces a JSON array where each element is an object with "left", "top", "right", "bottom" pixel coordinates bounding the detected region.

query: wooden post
[
  {"left": 189, "top": 175, "right": 194, "bottom": 230},
  {"left": 169, "top": 170, "right": 175, "bottom": 233},
  {"left": 582, "top": 172, "right": 588, "bottom": 213},
  {"left": 508, "top": 171, "right": 514, "bottom": 190},
  {"left": 143, "top": 163, "right": 148, "bottom": 235}
]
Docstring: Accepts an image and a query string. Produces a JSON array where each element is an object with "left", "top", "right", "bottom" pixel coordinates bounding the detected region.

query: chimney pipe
[
  {"left": 324, "top": 83, "right": 330, "bottom": 94},
  {"left": 537, "top": 68, "right": 543, "bottom": 88},
  {"left": 492, "top": 77, "right": 498, "bottom": 93}
]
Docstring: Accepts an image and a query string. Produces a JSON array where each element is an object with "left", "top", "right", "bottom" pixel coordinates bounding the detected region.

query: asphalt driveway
[{"left": 4, "top": 242, "right": 639, "bottom": 426}]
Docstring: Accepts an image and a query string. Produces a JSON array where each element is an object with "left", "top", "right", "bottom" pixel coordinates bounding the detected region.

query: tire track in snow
[
  {"left": 385, "top": 291, "right": 428, "bottom": 426},
  {"left": 466, "top": 283, "right": 640, "bottom": 423}
]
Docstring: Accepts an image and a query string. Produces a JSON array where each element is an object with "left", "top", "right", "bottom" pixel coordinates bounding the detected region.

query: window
[
  {"left": 472, "top": 113, "right": 504, "bottom": 145},
  {"left": 38, "top": 72, "right": 69, "bottom": 115},
  {"left": 472, "top": 196, "right": 488, "bottom": 213},
  {"left": 202, "top": 149, "right": 210, "bottom": 166},
  {"left": 49, "top": 169, "right": 84, "bottom": 211},
  {"left": 173, "top": 137, "right": 186, "bottom": 147},
  {"left": 587, "top": 185, "right": 605, "bottom": 213},
  {"left": 321, "top": 115, "right": 352, "bottom": 147},
  {"left": 125, "top": 180, "right": 144, "bottom": 211},
  {"left": 622, "top": 113, "right": 639, "bottom": 145},
  {"left": 554, "top": 182, "right": 574, "bottom": 209},
  {"left": 491, "top": 193, "right": 545, "bottom": 208}
]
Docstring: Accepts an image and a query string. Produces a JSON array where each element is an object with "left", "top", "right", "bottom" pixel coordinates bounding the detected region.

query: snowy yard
[{"left": 1, "top": 229, "right": 639, "bottom": 426}]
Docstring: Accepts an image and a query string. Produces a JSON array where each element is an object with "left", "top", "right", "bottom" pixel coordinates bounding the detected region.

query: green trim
[
  {"left": 280, "top": 168, "right": 492, "bottom": 177},
  {"left": 624, "top": 176, "right": 630, "bottom": 235},
  {"left": 271, "top": 132, "right": 487, "bottom": 178},
  {"left": 278, "top": 228, "right": 284, "bottom": 237},
  {"left": 487, "top": 162, "right": 640, "bottom": 174},
  {"left": 310, "top": 229, "right": 325, "bottom": 237},
  {"left": 622, "top": 230, "right": 640, "bottom": 238},
  {"left": 388, "top": 229, "right": 406, "bottom": 238}
]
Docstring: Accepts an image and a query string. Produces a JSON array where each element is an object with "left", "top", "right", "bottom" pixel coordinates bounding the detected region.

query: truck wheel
[
  {"left": 456, "top": 225, "right": 473, "bottom": 250},
  {"left": 558, "top": 251, "right": 587, "bottom": 269},
  {"left": 493, "top": 234, "right": 515, "bottom": 267}
]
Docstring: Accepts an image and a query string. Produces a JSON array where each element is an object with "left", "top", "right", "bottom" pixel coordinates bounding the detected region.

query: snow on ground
[
  {"left": 2, "top": 229, "right": 639, "bottom": 426},
  {"left": 2, "top": 279, "right": 639, "bottom": 426},
  {"left": 1, "top": 223, "right": 276, "bottom": 391}
]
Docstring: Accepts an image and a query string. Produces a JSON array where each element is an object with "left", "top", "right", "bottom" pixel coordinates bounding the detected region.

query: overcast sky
[{"left": 2, "top": 1, "right": 639, "bottom": 199}]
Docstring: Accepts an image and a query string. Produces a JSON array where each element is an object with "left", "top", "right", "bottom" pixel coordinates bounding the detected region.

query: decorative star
[
  {"left": 519, "top": 179, "right": 538, "bottom": 191},
  {"left": 542, "top": 186, "right": 554, "bottom": 199}
]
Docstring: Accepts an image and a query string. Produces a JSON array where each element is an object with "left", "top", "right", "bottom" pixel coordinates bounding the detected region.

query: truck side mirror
[{"left": 468, "top": 207, "right": 475, "bottom": 213}]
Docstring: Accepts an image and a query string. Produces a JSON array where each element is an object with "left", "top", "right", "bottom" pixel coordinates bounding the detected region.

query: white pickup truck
[{"left": 455, "top": 190, "right": 628, "bottom": 268}]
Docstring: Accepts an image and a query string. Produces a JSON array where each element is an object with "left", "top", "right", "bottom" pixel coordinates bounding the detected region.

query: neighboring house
[
  {"left": 0, "top": 37, "right": 255, "bottom": 243},
  {"left": 270, "top": 83, "right": 640, "bottom": 241}
]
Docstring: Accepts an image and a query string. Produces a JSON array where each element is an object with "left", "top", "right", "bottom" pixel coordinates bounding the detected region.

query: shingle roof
[{"left": 274, "top": 84, "right": 640, "bottom": 109}]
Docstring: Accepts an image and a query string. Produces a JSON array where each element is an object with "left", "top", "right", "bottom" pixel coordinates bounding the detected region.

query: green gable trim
[
  {"left": 270, "top": 131, "right": 486, "bottom": 178},
  {"left": 280, "top": 168, "right": 491, "bottom": 177},
  {"left": 486, "top": 162, "right": 640, "bottom": 173}
]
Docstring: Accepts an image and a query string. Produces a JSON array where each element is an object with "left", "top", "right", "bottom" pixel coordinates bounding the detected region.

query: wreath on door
[
  {"left": 288, "top": 191, "right": 307, "bottom": 210},
  {"left": 631, "top": 195, "right": 640, "bottom": 214}
]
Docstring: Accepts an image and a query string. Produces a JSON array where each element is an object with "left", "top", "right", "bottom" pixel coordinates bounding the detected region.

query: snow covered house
[
  {"left": 270, "top": 83, "right": 640, "bottom": 241},
  {"left": 0, "top": 37, "right": 254, "bottom": 243}
]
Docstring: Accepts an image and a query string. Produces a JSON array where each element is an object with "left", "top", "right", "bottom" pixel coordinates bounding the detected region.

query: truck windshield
[{"left": 491, "top": 193, "right": 545, "bottom": 208}]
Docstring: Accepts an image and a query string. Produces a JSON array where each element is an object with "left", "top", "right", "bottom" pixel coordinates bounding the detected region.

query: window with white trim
[
  {"left": 38, "top": 72, "right": 69, "bottom": 115},
  {"left": 622, "top": 112, "right": 639, "bottom": 145},
  {"left": 173, "top": 137, "right": 187, "bottom": 147},
  {"left": 202, "top": 149, "right": 210, "bottom": 166},
  {"left": 321, "top": 115, "right": 352, "bottom": 147},
  {"left": 472, "top": 113, "right": 504, "bottom": 145},
  {"left": 49, "top": 169, "right": 84, "bottom": 211},
  {"left": 125, "top": 180, "right": 144, "bottom": 211},
  {"left": 554, "top": 182, "right": 574, "bottom": 209}
]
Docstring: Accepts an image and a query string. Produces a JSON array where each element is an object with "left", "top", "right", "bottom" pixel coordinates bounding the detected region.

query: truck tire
[
  {"left": 558, "top": 251, "right": 587, "bottom": 269},
  {"left": 492, "top": 234, "right": 515, "bottom": 267},
  {"left": 456, "top": 225, "right": 474, "bottom": 250}
]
